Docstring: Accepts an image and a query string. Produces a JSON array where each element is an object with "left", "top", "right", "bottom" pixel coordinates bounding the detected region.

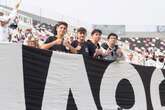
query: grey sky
[{"left": 1, "top": 0, "right": 165, "bottom": 25}]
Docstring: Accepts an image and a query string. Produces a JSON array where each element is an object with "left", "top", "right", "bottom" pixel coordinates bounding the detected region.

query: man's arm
[{"left": 63, "top": 40, "right": 79, "bottom": 53}]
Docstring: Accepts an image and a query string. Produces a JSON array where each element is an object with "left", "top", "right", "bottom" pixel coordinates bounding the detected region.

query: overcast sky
[{"left": 1, "top": 0, "right": 165, "bottom": 26}]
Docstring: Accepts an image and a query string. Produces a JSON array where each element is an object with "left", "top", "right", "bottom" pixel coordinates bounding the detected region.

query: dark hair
[
  {"left": 53, "top": 21, "right": 68, "bottom": 35},
  {"left": 53, "top": 24, "right": 58, "bottom": 35},
  {"left": 91, "top": 29, "right": 102, "bottom": 35},
  {"left": 77, "top": 27, "right": 87, "bottom": 34},
  {"left": 159, "top": 56, "right": 164, "bottom": 62},
  {"left": 107, "top": 33, "right": 118, "bottom": 39},
  {"left": 57, "top": 21, "right": 68, "bottom": 28}
]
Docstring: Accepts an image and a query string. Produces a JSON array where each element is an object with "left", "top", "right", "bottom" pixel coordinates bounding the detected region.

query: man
[
  {"left": 101, "top": 33, "right": 123, "bottom": 61},
  {"left": 125, "top": 52, "right": 139, "bottom": 64},
  {"left": 0, "top": 0, "right": 21, "bottom": 42},
  {"left": 27, "top": 37, "right": 39, "bottom": 48},
  {"left": 40, "top": 21, "right": 69, "bottom": 52},
  {"left": 85, "top": 29, "right": 103, "bottom": 58},
  {"left": 70, "top": 27, "right": 87, "bottom": 54}
]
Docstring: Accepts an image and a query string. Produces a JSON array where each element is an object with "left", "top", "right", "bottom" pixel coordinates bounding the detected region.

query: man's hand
[
  {"left": 75, "top": 46, "right": 81, "bottom": 51},
  {"left": 94, "top": 49, "right": 103, "bottom": 57},
  {"left": 52, "top": 38, "right": 62, "bottom": 45},
  {"left": 63, "top": 39, "right": 70, "bottom": 47}
]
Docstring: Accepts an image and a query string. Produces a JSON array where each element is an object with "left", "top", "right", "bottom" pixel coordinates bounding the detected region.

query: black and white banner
[{"left": 0, "top": 44, "right": 165, "bottom": 110}]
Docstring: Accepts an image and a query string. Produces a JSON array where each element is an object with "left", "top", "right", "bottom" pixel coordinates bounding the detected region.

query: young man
[
  {"left": 101, "top": 33, "right": 123, "bottom": 61},
  {"left": 85, "top": 29, "right": 103, "bottom": 58},
  {"left": 70, "top": 27, "right": 87, "bottom": 54},
  {"left": 40, "top": 21, "right": 69, "bottom": 52}
]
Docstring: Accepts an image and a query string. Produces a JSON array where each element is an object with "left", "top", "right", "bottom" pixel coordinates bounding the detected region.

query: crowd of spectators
[{"left": 120, "top": 37, "right": 165, "bottom": 68}]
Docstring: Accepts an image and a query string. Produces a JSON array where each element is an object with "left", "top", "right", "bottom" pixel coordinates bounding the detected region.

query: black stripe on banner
[
  {"left": 83, "top": 57, "right": 112, "bottom": 110},
  {"left": 133, "top": 64, "right": 155, "bottom": 110},
  {"left": 162, "top": 69, "right": 165, "bottom": 78},
  {"left": 22, "top": 45, "right": 52, "bottom": 110},
  {"left": 160, "top": 69, "right": 165, "bottom": 106},
  {"left": 66, "top": 89, "right": 78, "bottom": 110}
]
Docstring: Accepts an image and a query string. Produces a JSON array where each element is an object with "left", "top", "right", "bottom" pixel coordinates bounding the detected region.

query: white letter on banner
[
  {"left": 150, "top": 69, "right": 165, "bottom": 110},
  {"left": 100, "top": 62, "right": 147, "bottom": 110},
  {"left": 0, "top": 44, "right": 25, "bottom": 110},
  {"left": 42, "top": 52, "right": 97, "bottom": 110}
]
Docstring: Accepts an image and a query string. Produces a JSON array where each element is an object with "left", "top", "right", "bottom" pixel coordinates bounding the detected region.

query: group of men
[{"left": 40, "top": 21, "right": 123, "bottom": 61}]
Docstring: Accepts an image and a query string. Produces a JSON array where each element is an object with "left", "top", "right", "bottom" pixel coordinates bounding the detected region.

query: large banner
[{"left": 0, "top": 44, "right": 165, "bottom": 110}]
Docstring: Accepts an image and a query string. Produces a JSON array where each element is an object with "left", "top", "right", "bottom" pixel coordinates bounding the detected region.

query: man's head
[
  {"left": 127, "top": 52, "right": 133, "bottom": 61},
  {"left": 91, "top": 29, "right": 102, "bottom": 43},
  {"left": 27, "top": 37, "right": 39, "bottom": 48},
  {"left": 77, "top": 27, "right": 87, "bottom": 43},
  {"left": 107, "top": 33, "right": 118, "bottom": 46},
  {"left": 56, "top": 21, "right": 68, "bottom": 37}
]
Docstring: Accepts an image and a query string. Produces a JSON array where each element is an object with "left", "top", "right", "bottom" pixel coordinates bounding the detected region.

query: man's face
[
  {"left": 108, "top": 35, "right": 117, "bottom": 45},
  {"left": 127, "top": 53, "right": 133, "bottom": 60},
  {"left": 92, "top": 32, "right": 101, "bottom": 43},
  {"left": 56, "top": 24, "right": 67, "bottom": 36},
  {"left": 77, "top": 31, "right": 86, "bottom": 43},
  {"left": 28, "top": 41, "right": 36, "bottom": 47}
]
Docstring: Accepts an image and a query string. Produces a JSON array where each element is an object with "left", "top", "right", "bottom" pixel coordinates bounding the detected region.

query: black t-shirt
[
  {"left": 85, "top": 40, "right": 101, "bottom": 57},
  {"left": 101, "top": 42, "right": 118, "bottom": 51},
  {"left": 101, "top": 42, "right": 119, "bottom": 58},
  {"left": 71, "top": 40, "right": 88, "bottom": 54},
  {"left": 45, "top": 36, "right": 68, "bottom": 52}
]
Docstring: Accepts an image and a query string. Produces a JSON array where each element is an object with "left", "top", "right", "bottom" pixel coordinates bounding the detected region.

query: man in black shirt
[
  {"left": 71, "top": 27, "right": 87, "bottom": 54},
  {"left": 85, "top": 29, "right": 103, "bottom": 58},
  {"left": 101, "top": 33, "right": 123, "bottom": 61},
  {"left": 40, "top": 21, "right": 68, "bottom": 52},
  {"left": 44, "top": 36, "right": 68, "bottom": 52}
]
